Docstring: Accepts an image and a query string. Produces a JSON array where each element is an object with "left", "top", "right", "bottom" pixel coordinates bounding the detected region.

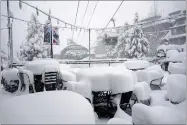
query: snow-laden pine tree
[
  {"left": 114, "top": 25, "right": 149, "bottom": 58},
  {"left": 20, "top": 13, "right": 50, "bottom": 61}
]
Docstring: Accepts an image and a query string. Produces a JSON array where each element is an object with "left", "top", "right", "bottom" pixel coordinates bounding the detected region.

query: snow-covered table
[{"left": 0, "top": 91, "right": 95, "bottom": 124}]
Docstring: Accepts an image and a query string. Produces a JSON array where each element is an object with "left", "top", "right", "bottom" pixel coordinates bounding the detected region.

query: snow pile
[
  {"left": 0, "top": 91, "right": 95, "bottom": 124},
  {"left": 107, "top": 118, "right": 132, "bottom": 124},
  {"left": 60, "top": 70, "right": 76, "bottom": 81},
  {"left": 166, "top": 74, "right": 186, "bottom": 103},
  {"left": 132, "top": 101, "right": 186, "bottom": 124},
  {"left": 133, "top": 82, "right": 151, "bottom": 101},
  {"left": 25, "top": 59, "right": 60, "bottom": 74},
  {"left": 1, "top": 68, "right": 19, "bottom": 84},
  {"left": 65, "top": 79, "right": 92, "bottom": 102},
  {"left": 124, "top": 60, "right": 149, "bottom": 70}
]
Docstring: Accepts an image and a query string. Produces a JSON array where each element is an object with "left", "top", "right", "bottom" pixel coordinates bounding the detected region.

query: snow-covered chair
[
  {"left": 136, "top": 65, "right": 164, "bottom": 90},
  {"left": 111, "top": 94, "right": 132, "bottom": 123},
  {"left": 1, "top": 68, "right": 20, "bottom": 93},
  {"left": 42, "top": 66, "right": 60, "bottom": 91},
  {"left": 17, "top": 69, "right": 35, "bottom": 93},
  {"left": 133, "top": 81, "right": 151, "bottom": 105},
  {"left": 132, "top": 74, "right": 187, "bottom": 124},
  {"left": 132, "top": 100, "right": 186, "bottom": 124},
  {"left": 166, "top": 74, "right": 186, "bottom": 104}
]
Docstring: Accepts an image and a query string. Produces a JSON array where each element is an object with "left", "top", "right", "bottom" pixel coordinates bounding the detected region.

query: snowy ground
[{"left": 0, "top": 59, "right": 185, "bottom": 124}]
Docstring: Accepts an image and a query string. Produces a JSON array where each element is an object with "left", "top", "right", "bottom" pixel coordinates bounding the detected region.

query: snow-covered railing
[{"left": 58, "top": 59, "right": 128, "bottom": 66}]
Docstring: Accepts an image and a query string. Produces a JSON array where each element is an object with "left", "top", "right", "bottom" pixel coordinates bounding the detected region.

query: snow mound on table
[
  {"left": 132, "top": 101, "right": 186, "bottom": 124},
  {"left": 1, "top": 68, "right": 19, "bottom": 83},
  {"left": 166, "top": 74, "right": 186, "bottom": 103},
  {"left": 76, "top": 66, "right": 134, "bottom": 93},
  {"left": 0, "top": 91, "right": 95, "bottom": 124},
  {"left": 168, "top": 62, "right": 186, "bottom": 75},
  {"left": 60, "top": 70, "right": 76, "bottom": 81},
  {"left": 76, "top": 67, "right": 111, "bottom": 91},
  {"left": 166, "top": 50, "right": 179, "bottom": 59},
  {"left": 134, "top": 82, "right": 151, "bottom": 101},
  {"left": 124, "top": 60, "right": 149, "bottom": 70},
  {"left": 107, "top": 118, "right": 132, "bottom": 124},
  {"left": 25, "top": 59, "right": 60, "bottom": 74},
  {"left": 166, "top": 52, "right": 186, "bottom": 62},
  {"left": 110, "top": 68, "right": 134, "bottom": 94},
  {"left": 65, "top": 80, "right": 92, "bottom": 102}
]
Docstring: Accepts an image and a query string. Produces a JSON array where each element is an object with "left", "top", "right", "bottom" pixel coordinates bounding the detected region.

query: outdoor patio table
[{"left": 0, "top": 91, "right": 95, "bottom": 124}]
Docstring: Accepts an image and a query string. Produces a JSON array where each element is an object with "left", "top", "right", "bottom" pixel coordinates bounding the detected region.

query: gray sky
[{"left": 1, "top": 1, "right": 186, "bottom": 56}]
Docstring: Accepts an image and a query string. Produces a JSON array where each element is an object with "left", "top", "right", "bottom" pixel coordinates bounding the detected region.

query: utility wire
[
  {"left": 76, "top": 1, "right": 90, "bottom": 43},
  {"left": 72, "top": 1, "right": 80, "bottom": 40},
  {"left": 80, "top": 1, "right": 98, "bottom": 43},
  {"left": 21, "top": 1, "right": 86, "bottom": 30}
]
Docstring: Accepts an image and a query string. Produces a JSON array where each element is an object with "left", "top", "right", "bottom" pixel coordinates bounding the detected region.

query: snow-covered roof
[
  {"left": 169, "top": 33, "right": 186, "bottom": 39},
  {"left": 0, "top": 91, "right": 95, "bottom": 124},
  {"left": 170, "top": 24, "right": 186, "bottom": 29}
]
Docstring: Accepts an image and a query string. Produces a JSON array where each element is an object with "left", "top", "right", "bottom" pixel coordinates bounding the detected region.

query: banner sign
[
  {"left": 52, "top": 27, "right": 60, "bottom": 45},
  {"left": 44, "top": 26, "right": 60, "bottom": 45}
]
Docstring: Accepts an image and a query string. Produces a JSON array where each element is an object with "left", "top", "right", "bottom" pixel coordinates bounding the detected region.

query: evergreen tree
[
  {"left": 20, "top": 13, "right": 50, "bottom": 61},
  {"left": 114, "top": 25, "right": 149, "bottom": 58}
]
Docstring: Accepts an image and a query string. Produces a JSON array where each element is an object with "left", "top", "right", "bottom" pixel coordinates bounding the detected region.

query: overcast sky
[{"left": 1, "top": 1, "right": 186, "bottom": 56}]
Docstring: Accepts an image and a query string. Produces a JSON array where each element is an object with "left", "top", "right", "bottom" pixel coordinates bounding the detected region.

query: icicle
[
  {"left": 27, "top": 22, "right": 29, "bottom": 26},
  {"left": 19, "top": 0, "right": 22, "bottom": 9},
  {"left": 57, "top": 19, "right": 59, "bottom": 24},
  {"left": 65, "top": 23, "right": 67, "bottom": 28},
  {"left": 36, "top": 6, "right": 39, "bottom": 16}
]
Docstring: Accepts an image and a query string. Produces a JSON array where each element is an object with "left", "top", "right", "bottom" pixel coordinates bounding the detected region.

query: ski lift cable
[
  {"left": 72, "top": 1, "right": 80, "bottom": 40},
  {"left": 80, "top": 1, "right": 98, "bottom": 43},
  {"left": 97, "top": 0, "right": 124, "bottom": 38},
  {"left": 76, "top": 1, "right": 90, "bottom": 43}
]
